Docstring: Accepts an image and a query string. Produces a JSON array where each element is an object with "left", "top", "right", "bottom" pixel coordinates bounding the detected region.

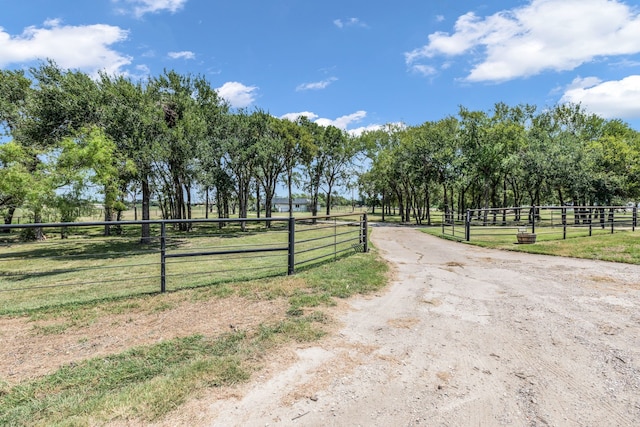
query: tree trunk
[
  {"left": 396, "top": 191, "right": 405, "bottom": 223},
  {"left": 502, "top": 179, "right": 507, "bottom": 225},
  {"left": 141, "top": 178, "right": 151, "bottom": 244},
  {"left": 443, "top": 183, "right": 449, "bottom": 224},
  {"left": 325, "top": 191, "right": 332, "bottom": 216},
  {"left": 558, "top": 188, "right": 564, "bottom": 207},
  {"left": 287, "top": 168, "right": 293, "bottom": 218},
  {"left": 205, "top": 187, "right": 209, "bottom": 219},
  {"left": 186, "top": 181, "right": 192, "bottom": 230},
  {"left": 256, "top": 182, "right": 261, "bottom": 219},
  {"left": 238, "top": 179, "right": 249, "bottom": 231},
  {"left": 104, "top": 184, "right": 113, "bottom": 237},
  {"left": 3, "top": 206, "right": 16, "bottom": 232}
]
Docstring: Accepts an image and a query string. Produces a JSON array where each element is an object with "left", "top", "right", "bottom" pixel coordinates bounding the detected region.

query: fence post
[
  {"left": 160, "top": 222, "right": 166, "bottom": 293},
  {"left": 287, "top": 217, "right": 295, "bottom": 275},
  {"left": 532, "top": 206, "right": 536, "bottom": 234},
  {"left": 334, "top": 217, "right": 337, "bottom": 260},
  {"left": 465, "top": 210, "right": 471, "bottom": 241},
  {"left": 562, "top": 207, "right": 567, "bottom": 239},
  {"left": 611, "top": 208, "right": 615, "bottom": 234},
  {"left": 634, "top": 207, "right": 637, "bottom": 232},
  {"left": 362, "top": 213, "right": 369, "bottom": 253},
  {"left": 452, "top": 214, "right": 455, "bottom": 237}
]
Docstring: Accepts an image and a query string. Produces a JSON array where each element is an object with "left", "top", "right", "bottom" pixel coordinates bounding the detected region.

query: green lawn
[
  {"left": 422, "top": 225, "right": 640, "bottom": 264},
  {"left": 0, "top": 219, "right": 366, "bottom": 313},
  {"left": 0, "top": 247, "right": 388, "bottom": 426}
]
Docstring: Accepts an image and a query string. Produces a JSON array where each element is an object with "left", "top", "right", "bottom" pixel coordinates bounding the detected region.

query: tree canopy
[{"left": 2, "top": 61, "right": 639, "bottom": 232}]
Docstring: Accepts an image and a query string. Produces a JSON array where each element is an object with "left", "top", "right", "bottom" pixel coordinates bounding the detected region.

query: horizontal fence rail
[
  {"left": 0, "top": 214, "right": 368, "bottom": 313},
  {"left": 441, "top": 211, "right": 467, "bottom": 240},
  {"left": 293, "top": 215, "right": 368, "bottom": 271},
  {"left": 440, "top": 206, "right": 636, "bottom": 243}
]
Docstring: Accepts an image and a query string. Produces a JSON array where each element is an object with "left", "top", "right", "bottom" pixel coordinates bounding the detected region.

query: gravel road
[{"left": 208, "top": 226, "right": 640, "bottom": 426}]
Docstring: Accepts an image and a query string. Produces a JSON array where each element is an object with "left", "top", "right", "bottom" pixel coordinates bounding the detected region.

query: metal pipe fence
[
  {"left": 441, "top": 212, "right": 467, "bottom": 240},
  {"left": 440, "top": 206, "right": 636, "bottom": 242},
  {"left": 0, "top": 214, "right": 368, "bottom": 312}
]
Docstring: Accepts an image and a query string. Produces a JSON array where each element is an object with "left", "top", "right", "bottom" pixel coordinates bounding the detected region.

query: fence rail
[
  {"left": 440, "top": 206, "right": 636, "bottom": 242},
  {"left": 0, "top": 214, "right": 368, "bottom": 312}
]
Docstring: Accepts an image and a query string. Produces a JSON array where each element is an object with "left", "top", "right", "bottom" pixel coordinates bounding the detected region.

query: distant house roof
[{"left": 273, "top": 198, "right": 311, "bottom": 205}]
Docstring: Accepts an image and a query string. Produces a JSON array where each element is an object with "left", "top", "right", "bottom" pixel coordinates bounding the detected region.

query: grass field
[
  {"left": 423, "top": 225, "right": 640, "bottom": 264},
  {"left": 0, "top": 242, "right": 387, "bottom": 426},
  {"left": 0, "top": 217, "right": 365, "bottom": 314}
]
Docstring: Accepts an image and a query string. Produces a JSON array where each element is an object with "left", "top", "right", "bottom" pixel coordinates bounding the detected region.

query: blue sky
[{"left": 2, "top": 0, "right": 640, "bottom": 133}]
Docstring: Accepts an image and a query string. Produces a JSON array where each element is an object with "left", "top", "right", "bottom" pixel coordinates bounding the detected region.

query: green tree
[
  {"left": 193, "top": 75, "right": 230, "bottom": 219},
  {"left": 57, "top": 126, "right": 127, "bottom": 233},
  {"left": 151, "top": 70, "right": 211, "bottom": 228},
  {"left": 276, "top": 116, "right": 313, "bottom": 216},
  {"left": 0, "top": 142, "right": 31, "bottom": 228},
  {"left": 320, "top": 126, "right": 358, "bottom": 215},
  {"left": 99, "top": 73, "right": 164, "bottom": 242},
  {"left": 298, "top": 117, "right": 326, "bottom": 218},
  {"left": 0, "top": 69, "right": 31, "bottom": 138},
  {"left": 587, "top": 119, "right": 639, "bottom": 204},
  {"left": 12, "top": 62, "right": 103, "bottom": 230},
  {"left": 254, "top": 114, "right": 287, "bottom": 222},
  {"left": 359, "top": 124, "right": 405, "bottom": 221},
  {"left": 19, "top": 61, "right": 102, "bottom": 150},
  {"left": 221, "top": 110, "right": 258, "bottom": 230}
]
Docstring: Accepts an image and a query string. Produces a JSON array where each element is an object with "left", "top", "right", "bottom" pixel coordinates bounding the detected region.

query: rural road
[{"left": 208, "top": 226, "right": 640, "bottom": 426}]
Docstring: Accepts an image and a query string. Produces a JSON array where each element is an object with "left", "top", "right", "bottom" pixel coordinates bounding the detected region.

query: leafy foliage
[{"left": 1, "top": 62, "right": 639, "bottom": 229}]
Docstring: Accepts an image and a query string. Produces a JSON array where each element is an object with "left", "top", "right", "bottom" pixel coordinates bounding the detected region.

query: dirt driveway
[{"left": 205, "top": 226, "right": 640, "bottom": 426}]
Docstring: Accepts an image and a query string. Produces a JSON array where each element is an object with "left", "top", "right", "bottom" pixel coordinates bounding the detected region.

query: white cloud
[
  {"left": 0, "top": 20, "right": 131, "bottom": 75},
  {"left": 296, "top": 77, "right": 337, "bottom": 91},
  {"left": 281, "top": 110, "right": 374, "bottom": 132},
  {"left": 347, "top": 124, "right": 384, "bottom": 137},
  {"left": 280, "top": 112, "right": 319, "bottom": 122},
  {"left": 216, "top": 82, "right": 258, "bottom": 108},
  {"left": 168, "top": 51, "right": 195, "bottom": 60},
  {"left": 43, "top": 18, "right": 62, "bottom": 27},
  {"left": 315, "top": 111, "right": 367, "bottom": 130},
  {"left": 609, "top": 59, "right": 640, "bottom": 69},
  {"left": 409, "top": 64, "right": 437, "bottom": 77},
  {"left": 123, "top": 64, "right": 151, "bottom": 80},
  {"left": 406, "top": 0, "right": 640, "bottom": 82},
  {"left": 333, "top": 18, "right": 368, "bottom": 29},
  {"left": 113, "top": 0, "right": 187, "bottom": 18},
  {"left": 560, "top": 75, "right": 640, "bottom": 119}
]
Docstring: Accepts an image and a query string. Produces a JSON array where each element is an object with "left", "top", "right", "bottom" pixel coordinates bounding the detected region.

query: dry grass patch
[
  {"left": 388, "top": 317, "right": 420, "bottom": 329},
  {"left": 0, "top": 296, "right": 290, "bottom": 384}
]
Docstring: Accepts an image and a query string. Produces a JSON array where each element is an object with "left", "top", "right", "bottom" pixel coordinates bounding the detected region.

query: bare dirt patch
[
  {"left": 387, "top": 316, "right": 420, "bottom": 329},
  {"left": 198, "top": 226, "right": 640, "bottom": 426},
  {"left": 0, "top": 295, "right": 289, "bottom": 384}
]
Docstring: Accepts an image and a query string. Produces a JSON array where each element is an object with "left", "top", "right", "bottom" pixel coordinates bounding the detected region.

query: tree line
[
  {"left": 2, "top": 62, "right": 640, "bottom": 238},
  {"left": 0, "top": 62, "right": 359, "bottom": 239},
  {"left": 359, "top": 103, "right": 640, "bottom": 224}
]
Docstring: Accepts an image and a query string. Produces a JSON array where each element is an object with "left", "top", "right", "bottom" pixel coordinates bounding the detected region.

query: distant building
[{"left": 272, "top": 198, "right": 315, "bottom": 213}]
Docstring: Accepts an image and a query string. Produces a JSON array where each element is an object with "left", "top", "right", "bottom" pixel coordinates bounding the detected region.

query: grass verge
[
  {"left": 422, "top": 227, "right": 640, "bottom": 264},
  {"left": 0, "top": 251, "right": 388, "bottom": 426}
]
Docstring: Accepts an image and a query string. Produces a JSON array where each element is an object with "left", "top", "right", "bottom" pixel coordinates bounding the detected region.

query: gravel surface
[{"left": 206, "top": 226, "right": 640, "bottom": 426}]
